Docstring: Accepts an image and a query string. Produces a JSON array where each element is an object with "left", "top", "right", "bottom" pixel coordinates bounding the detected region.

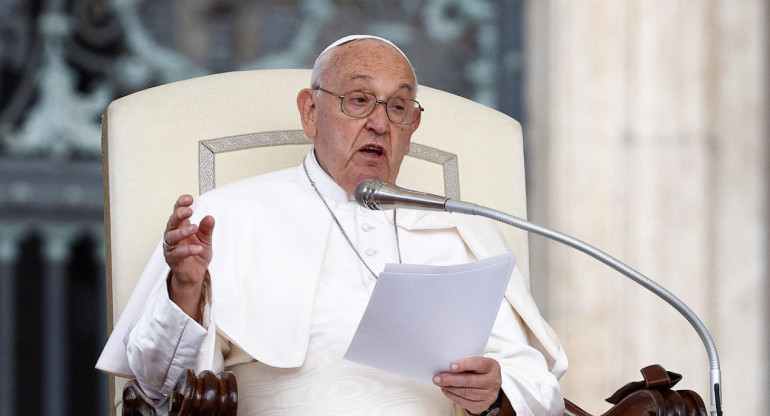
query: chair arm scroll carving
[
  {"left": 122, "top": 370, "right": 237, "bottom": 416},
  {"left": 563, "top": 364, "right": 707, "bottom": 416}
]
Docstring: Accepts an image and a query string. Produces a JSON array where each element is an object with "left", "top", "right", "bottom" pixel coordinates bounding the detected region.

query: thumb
[{"left": 198, "top": 215, "right": 216, "bottom": 242}]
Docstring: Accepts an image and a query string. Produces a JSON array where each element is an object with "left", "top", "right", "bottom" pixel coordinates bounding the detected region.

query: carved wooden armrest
[
  {"left": 122, "top": 369, "right": 237, "bottom": 416},
  {"left": 563, "top": 364, "right": 707, "bottom": 416}
]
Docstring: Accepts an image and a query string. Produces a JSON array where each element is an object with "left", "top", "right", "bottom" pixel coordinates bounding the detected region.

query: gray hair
[{"left": 310, "top": 35, "right": 418, "bottom": 91}]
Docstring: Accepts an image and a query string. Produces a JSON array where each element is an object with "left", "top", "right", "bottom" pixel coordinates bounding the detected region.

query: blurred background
[{"left": 0, "top": 0, "right": 765, "bottom": 415}]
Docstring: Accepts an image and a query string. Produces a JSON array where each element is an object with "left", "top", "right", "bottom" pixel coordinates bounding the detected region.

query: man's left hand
[{"left": 432, "top": 356, "right": 503, "bottom": 414}]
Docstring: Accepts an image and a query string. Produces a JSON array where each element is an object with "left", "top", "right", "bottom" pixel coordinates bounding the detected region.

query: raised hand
[{"left": 162, "top": 194, "right": 215, "bottom": 320}]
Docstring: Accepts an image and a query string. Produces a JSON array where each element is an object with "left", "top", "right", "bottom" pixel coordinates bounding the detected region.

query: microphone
[
  {"left": 355, "top": 179, "right": 449, "bottom": 211},
  {"left": 354, "top": 179, "right": 723, "bottom": 416}
]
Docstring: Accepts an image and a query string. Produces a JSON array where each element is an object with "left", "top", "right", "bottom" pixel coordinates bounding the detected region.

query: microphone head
[
  {"left": 355, "top": 179, "right": 450, "bottom": 212},
  {"left": 355, "top": 179, "right": 386, "bottom": 210}
]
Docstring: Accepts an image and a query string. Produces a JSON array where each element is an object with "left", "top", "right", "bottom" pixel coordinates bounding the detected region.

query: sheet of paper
[{"left": 343, "top": 253, "right": 515, "bottom": 385}]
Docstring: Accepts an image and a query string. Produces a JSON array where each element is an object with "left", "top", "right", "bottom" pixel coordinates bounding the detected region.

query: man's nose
[{"left": 365, "top": 102, "right": 390, "bottom": 133}]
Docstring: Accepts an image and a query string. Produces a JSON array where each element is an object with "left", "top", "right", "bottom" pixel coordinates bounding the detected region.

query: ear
[
  {"left": 297, "top": 89, "right": 318, "bottom": 139},
  {"left": 405, "top": 109, "right": 421, "bottom": 154},
  {"left": 409, "top": 110, "right": 422, "bottom": 134}
]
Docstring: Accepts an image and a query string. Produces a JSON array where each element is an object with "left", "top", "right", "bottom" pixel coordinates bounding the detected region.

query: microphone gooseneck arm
[
  {"left": 355, "top": 179, "right": 722, "bottom": 416},
  {"left": 447, "top": 200, "right": 722, "bottom": 416}
]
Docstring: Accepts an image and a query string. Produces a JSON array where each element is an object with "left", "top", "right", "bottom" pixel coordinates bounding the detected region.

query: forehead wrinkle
[
  {"left": 348, "top": 74, "right": 374, "bottom": 83},
  {"left": 344, "top": 74, "right": 415, "bottom": 96}
]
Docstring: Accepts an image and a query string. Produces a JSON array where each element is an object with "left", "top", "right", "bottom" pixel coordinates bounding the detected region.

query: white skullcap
[{"left": 314, "top": 34, "right": 414, "bottom": 70}]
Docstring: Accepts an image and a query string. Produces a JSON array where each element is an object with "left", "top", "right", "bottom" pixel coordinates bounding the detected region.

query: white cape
[{"left": 96, "top": 164, "right": 568, "bottom": 381}]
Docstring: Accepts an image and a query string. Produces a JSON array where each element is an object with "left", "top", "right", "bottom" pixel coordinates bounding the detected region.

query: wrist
[
  {"left": 167, "top": 271, "right": 208, "bottom": 322},
  {"left": 468, "top": 389, "right": 504, "bottom": 416}
]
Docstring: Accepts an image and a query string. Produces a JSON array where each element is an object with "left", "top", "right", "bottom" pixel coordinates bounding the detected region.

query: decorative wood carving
[
  {"left": 119, "top": 364, "right": 708, "bottom": 416},
  {"left": 122, "top": 370, "right": 237, "bottom": 416},
  {"left": 564, "top": 365, "right": 707, "bottom": 416}
]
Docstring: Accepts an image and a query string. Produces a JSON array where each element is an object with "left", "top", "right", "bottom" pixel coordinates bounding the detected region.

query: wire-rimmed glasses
[{"left": 315, "top": 87, "right": 424, "bottom": 125}]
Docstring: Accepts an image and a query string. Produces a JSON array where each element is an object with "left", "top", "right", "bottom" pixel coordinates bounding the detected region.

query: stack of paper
[{"left": 344, "top": 253, "right": 516, "bottom": 384}]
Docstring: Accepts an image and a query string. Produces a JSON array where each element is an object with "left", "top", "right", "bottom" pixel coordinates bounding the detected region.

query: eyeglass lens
[{"left": 341, "top": 91, "right": 420, "bottom": 125}]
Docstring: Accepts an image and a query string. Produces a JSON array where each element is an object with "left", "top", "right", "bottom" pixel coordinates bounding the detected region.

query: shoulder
[
  {"left": 186, "top": 165, "right": 312, "bottom": 222},
  {"left": 195, "top": 165, "right": 305, "bottom": 205}
]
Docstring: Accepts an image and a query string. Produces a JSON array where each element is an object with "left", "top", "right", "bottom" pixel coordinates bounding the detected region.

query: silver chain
[{"left": 303, "top": 160, "right": 402, "bottom": 279}]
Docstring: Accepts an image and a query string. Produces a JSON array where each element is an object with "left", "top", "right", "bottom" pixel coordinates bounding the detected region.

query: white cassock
[{"left": 97, "top": 150, "right": 568, "bottom": 416}]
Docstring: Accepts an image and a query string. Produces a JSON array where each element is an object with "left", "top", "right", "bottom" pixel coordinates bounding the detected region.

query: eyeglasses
[{"left": 315, "top": 87, "right": 424, "bottom": 125}]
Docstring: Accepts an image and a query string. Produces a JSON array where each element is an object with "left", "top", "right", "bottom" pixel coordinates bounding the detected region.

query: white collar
[{"left": 305, "top": 149, "right": 353, "bottom": 203}]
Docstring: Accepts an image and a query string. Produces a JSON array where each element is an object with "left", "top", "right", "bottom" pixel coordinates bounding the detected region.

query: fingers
[
  {"left": 164, "top": 226, "right": 205, "bottom": 258},
  {"left": 162, "top": 196, "right": 214, "bottom": 263},
  {"left": 450, "top": 356, "right": 498, "bottom": 374},
  {"left": 435, "top": 357, "right": 500, "bottom": 388},
  {"left": 433, "top": 357, "right": 502, "bottom": 413},
  {"left": 163, "top": 196, "right": 215, "bottom": 247},
  {"left": 165, "top": 224, "right": 197, "bottom": 248},
  {"left": 166, "top": 194, "right": 195, "bottom": 234},
  {"left": 435, "top": 381, "right": 489, "bottom": 403},
  {"left": 440, "top": 389, "right": 488, "bottom": 414}
]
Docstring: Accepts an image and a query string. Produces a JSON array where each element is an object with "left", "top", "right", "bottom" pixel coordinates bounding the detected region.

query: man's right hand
[{"left": 162, "top": 194, "right": 215, "bottom": 321}]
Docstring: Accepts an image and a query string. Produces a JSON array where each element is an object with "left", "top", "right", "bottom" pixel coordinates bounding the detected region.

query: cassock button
[
  {"left": 361, "top": 223, "right": 373, "bottom": 232},
  {"left": 365, "top": 249, "right": 377, "bottom": 256}
]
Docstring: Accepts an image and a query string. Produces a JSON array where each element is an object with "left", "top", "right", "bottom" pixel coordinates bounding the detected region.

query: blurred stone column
[
  {"left": 43, "top": 227, "right": 74, "bottom": 416},
  {"left": 91, "top": 226, "right": 109, "bottom": 415},
  {"left": 0, "top": 226, "right": 25, "bottom": 416},
  {"left": 525, "top": 1, "right": 767, "bottom": 414}
]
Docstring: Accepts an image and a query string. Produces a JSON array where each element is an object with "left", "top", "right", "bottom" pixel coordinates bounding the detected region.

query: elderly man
[{"left": 102, "top": 35, "right": 567, "bottom": 416}]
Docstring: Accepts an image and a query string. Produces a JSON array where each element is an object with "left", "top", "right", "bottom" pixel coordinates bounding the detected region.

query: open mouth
[{"left": 359, "top": 145, "right": 384, "bottom": 157}]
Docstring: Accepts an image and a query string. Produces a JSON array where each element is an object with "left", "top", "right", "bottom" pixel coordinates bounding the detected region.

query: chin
[{"left": 355, "top": 170, "right": 387, "bottom": 184}]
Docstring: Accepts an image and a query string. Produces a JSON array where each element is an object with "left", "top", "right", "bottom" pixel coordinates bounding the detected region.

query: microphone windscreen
[{"left": 355, "top": 179, "right": 385, "bottom": 210}]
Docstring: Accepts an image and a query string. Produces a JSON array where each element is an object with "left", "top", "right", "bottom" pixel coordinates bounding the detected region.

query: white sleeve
[
  {"left": 484, "top": 297, "right": 565, "bottom": 416},
  {"left": 126, "top": 279, "right": 216, "bottom": 400}
]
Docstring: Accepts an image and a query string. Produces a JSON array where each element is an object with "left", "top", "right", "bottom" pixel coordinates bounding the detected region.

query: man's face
[{"left": 298, "top": 39, "right": 421, "bottom": 195}]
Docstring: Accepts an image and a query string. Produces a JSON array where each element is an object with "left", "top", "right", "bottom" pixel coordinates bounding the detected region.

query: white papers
[{"left": 343, "top": 253, "right": 515, "bottom": 385}]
